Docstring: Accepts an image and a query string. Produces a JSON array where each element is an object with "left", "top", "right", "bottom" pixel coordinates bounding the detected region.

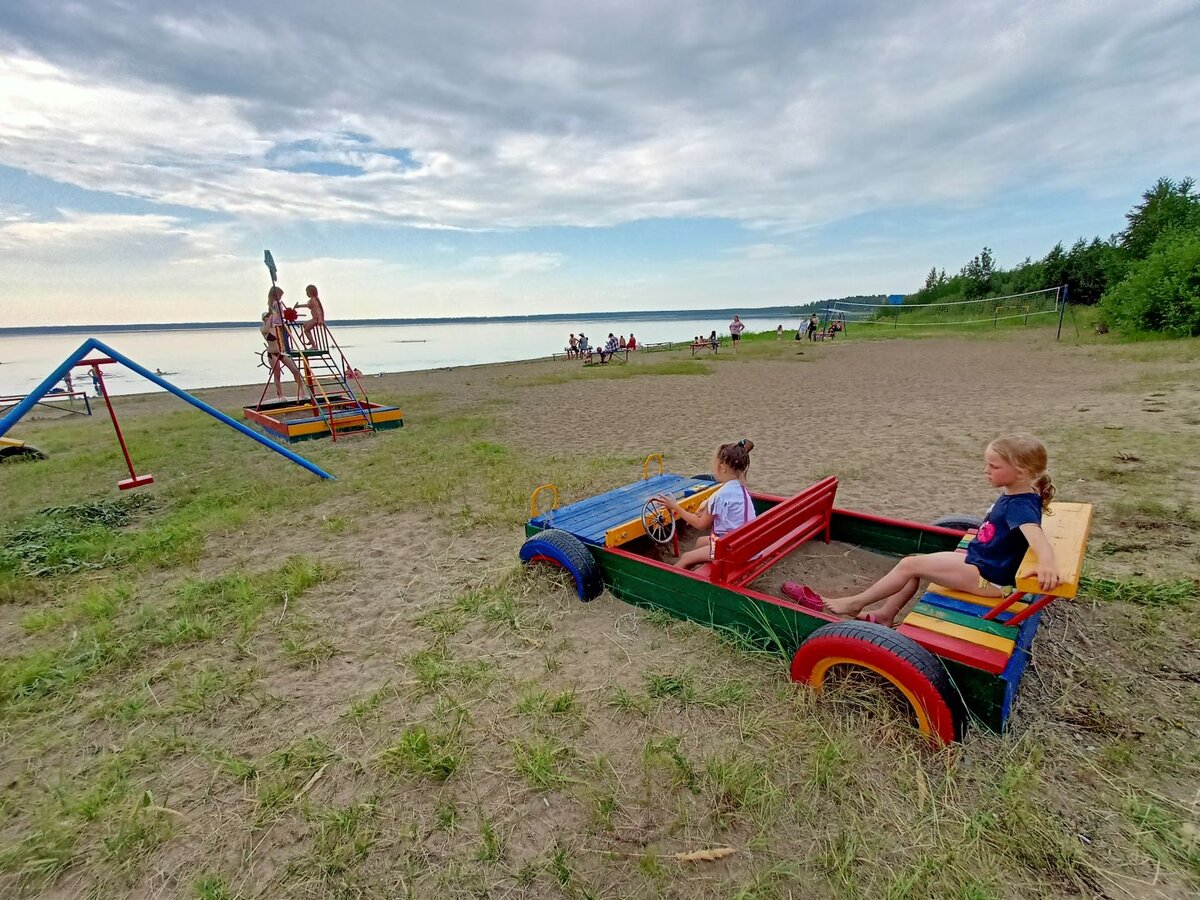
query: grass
[
  {"left": 524, "top": 358, "right": 711, "bottom": 385},
  {"left": 1, "top": 337, "right": 1199, "bottom": 897}
]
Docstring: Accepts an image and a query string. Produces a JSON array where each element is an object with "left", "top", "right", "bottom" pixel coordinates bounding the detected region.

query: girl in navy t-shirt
[
  {"left": 782, "top": 433, "right": 1061, "bottom": 626},
  {"left": 656, "top": 439, "right": 756, "bottom": 570}
]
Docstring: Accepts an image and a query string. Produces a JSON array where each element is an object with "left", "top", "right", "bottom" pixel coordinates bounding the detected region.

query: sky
[{"left": 0, "top": 1, "right": 1197, "bottom": 326}]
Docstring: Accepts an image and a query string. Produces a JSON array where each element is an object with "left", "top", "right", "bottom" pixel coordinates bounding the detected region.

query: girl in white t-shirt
[{"left": 655, "top": 439, "right": 756, "bottom": 569}]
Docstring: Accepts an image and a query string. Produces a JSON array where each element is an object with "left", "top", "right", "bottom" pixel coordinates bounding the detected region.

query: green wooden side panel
[
  {"left": 596, "top": 550, "right": 823, "bottom": 655},
  {"left": 829, "top": 512, "right": 960, "bottom": 557},
  {"left": 941, "top": 658, "right": 1007, "bottom": 733}
]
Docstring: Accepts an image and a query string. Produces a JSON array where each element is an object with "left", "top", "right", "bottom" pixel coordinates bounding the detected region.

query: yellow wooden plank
[
  {"left": 904, "top": 612, "right": 1016, "bottom": 655},
  {"left": 1015, "top": 501, "right": 1093, "bottom": 600},
  {"left": 604, "top": 484, "right": 720, "bottom": 547},
  {"left": 927, "top": 583, "right": 1030, "bottom": 613}
]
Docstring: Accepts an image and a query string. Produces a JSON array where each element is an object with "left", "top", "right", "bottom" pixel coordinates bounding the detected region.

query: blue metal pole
[
  {"left": 0, "top": 338, "right": 335, "bottom": 481},
  {"left": 0, "top": 338, "right": 94, "bottom": 438}
]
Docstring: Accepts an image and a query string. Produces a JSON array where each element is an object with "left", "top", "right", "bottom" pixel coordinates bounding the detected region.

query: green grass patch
[
  {"left": 379, "top": 726, "right": 465, "bottom": 781},
  {"left": 525, "top": 359, "right": 710, "bottom": 385},
  {"left": 1081, "top": 575, "right": 1199, "bottom": 607}
]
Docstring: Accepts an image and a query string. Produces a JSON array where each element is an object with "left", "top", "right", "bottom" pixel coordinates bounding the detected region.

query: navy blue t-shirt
[{"left": 964, "top": 492, "right": 1043, "bottom": 586}]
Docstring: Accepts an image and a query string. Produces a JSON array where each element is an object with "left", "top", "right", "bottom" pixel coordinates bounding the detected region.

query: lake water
[{"left": 0, "top": 315, "right": 789, "bottom": 398}]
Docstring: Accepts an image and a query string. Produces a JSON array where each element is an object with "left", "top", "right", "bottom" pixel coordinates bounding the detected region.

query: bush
[{"left": 1101, "top": 226, "right": 1200, "bottom": 336}]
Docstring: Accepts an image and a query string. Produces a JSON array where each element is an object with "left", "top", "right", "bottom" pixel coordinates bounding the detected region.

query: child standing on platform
[
  {"left": 655, "top": 440, "right": 757, "bottom": 570},
  {"left": 297, "top": 284, "right": 326, "bottom": 347},
  {"left": 783, "top": 433, "right": 1061, "bottom": 625}
]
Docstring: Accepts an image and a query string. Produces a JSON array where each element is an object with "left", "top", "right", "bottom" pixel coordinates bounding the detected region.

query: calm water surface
[{"left": 0, "top": 316, "right": 788, "bottom": 398}]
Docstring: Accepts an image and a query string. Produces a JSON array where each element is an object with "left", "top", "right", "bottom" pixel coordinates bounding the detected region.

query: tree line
[{"left": 905, "top": 177, "right": 1200, "bottom": 336}]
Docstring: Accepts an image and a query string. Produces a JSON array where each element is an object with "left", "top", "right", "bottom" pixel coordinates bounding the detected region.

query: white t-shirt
[{"left": 707, "top": 480, "right": 756, "bottom": 537}]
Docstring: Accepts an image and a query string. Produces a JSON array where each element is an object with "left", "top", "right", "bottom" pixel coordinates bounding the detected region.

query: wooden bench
[
  {"left": 640, "top": 341, "right": 672, "bottom": 352},
  {"left": 691, "top": 340, "right": 721, "bottom": 356},
  {"left": 899, "top": 501, "right": 1094, "bottom": 675},
  {"left": 702, "top": 476, "right": 839, "bottom": 586}
]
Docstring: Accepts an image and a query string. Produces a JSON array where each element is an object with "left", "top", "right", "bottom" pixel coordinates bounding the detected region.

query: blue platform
[{"left": 529, "top": 474, "right": 713, "bottom": 546}]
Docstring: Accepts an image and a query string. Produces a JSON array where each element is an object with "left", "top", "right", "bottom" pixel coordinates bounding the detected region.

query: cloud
[
  {"left": 461, "top": 252, "right": 565, "bottom": 276},
  {"left": 0, "top": 1, "right": 1195, "bottom": 234},
  {"left": 730, "top": 243, "right": 792, "bottom": 260}
]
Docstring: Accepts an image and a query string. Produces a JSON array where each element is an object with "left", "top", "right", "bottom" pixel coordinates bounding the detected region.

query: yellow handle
[
  {"left": 530, "top": 483, "right": 559, "bottom": 518},
  {"left": 643, "top": 453, "right": 664, "bottom": 480}
]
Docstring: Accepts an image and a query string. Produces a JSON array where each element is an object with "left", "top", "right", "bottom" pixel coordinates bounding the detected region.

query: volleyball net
[{"left": 824, "top": 286, "right": 1064, "bottom": 329}]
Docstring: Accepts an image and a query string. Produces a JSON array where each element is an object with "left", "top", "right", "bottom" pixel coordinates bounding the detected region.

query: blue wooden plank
[
  {"left": 531, "top": 474, "right": 711, "bottom": 544},
  {"left": 920, "top": 590, "right": 1018, "bottom": 624},
  {"left": 531, "top": 474, "right": 691, "bottom": 531},
  {"left": 999, "top": 610, "right": 1043, "bottom": 727}
]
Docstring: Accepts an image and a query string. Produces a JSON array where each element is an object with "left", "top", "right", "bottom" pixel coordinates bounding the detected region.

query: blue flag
[{"left": 264, "top": 250, "right": 278, "bottom": 284}]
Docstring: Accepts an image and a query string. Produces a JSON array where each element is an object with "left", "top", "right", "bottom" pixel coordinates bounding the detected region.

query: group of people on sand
[
  {"left": 259, "top": 284, "right": 328, "bottom": 400},
  {"left": 655, "top": 432, "right": 1060, "bottom": 628},
  {"left": 693, "top": 315, "right": 747, "bottom": 353},
  {"left": 566, "top": 331, "right": 638, "bottom": 362}
]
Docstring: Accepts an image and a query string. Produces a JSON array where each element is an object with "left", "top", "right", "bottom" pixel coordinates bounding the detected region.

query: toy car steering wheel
[{"left": 641, "top": 498, "right": 676, "bottom": 544}]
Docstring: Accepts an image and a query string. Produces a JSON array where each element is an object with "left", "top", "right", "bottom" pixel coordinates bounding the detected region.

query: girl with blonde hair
[{"left": 783, "top": 433, "right": 1060, "bottom": 626}]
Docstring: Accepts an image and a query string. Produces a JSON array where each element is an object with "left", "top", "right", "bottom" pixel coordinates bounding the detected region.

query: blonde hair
[{"left": 988, "top": 433, "right": 1055, "bottom": 511}]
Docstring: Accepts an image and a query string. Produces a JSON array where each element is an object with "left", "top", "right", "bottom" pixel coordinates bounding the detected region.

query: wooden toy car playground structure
[{"left": 520, "top": 454, "right": 1092, "bottom": 744}]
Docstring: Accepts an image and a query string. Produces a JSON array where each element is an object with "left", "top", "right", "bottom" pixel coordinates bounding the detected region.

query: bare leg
[
  {"left": 858, "top": 576, "right": 920, "bottom": 626},
  {"left": 825, "top": 552, "right": 1001, "bottom": 617},
  {"left": 269, "top": 356, "right": 285, "bottom": 399},
  {"left": 675, "top": 535, "right": 712, "bottom": 569}
]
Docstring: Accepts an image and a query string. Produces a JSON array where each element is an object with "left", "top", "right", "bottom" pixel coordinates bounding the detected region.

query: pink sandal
[{"left": 781, "top": 582, "right": 824, "bottom": 611}]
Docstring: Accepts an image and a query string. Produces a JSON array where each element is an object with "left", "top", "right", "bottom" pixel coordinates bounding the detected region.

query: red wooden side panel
[
  {"left": 896, "top": 623, "right": 1010, "bottom": 674},
  {"left": 715, "top": 476, "right": 838, "bottom": 575}
]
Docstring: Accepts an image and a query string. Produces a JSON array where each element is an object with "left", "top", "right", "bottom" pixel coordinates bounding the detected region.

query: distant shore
[{"left": 0, "top": 300, "right": 870, "bottom": 337}]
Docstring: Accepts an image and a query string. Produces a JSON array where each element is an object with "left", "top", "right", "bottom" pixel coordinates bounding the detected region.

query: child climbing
[{"left": 297, "top": 284, "right": 326, "bottom": 347}]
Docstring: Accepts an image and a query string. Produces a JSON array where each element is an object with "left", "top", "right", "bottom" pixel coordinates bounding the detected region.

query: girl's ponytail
[{"left": 1034, "top": 473, "right": 1055, "bottom": 511}]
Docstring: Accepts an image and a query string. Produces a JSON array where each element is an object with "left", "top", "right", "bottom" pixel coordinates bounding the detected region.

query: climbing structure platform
[{"left": 244, "top": 316, "right": 403, "bottom": 443}]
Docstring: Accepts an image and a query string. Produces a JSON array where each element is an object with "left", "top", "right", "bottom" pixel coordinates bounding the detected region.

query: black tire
[
  {"left": 519, "top": 529, "right": 603, "bottom": 601},
  {"left": 791, "top": 620, "right": 967, "bottom": 743},
  {"left": 932, "top": 515, "right": 982, "bottom": 532},
  {"left": 692, "top": 473, "right": 717, "bottom": 483},
  {"left": 0, "top": 443, "right": 48, "bottom": 462}
]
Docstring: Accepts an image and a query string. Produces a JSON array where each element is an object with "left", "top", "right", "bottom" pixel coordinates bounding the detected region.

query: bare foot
[{"left": 856, "top": 610, "right": 895, "bottom": 627}]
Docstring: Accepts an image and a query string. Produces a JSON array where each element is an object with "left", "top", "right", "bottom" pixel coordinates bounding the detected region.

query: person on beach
[
  {"left": 708, "top": 330, "right": 719, "bottom": 350},
  {"left": 260, "top": 311, "right": 304, "bottom": 400},
  {"left": 63, "top": 371, "right": 74, "bottom": 394},
  {"left": 782, "top": 434, "right": 1061, "bottom": 626},
  {"left": 806, "top": 314, "right": 820, "bottom": 341},
  {"left": 90, "top": 369, "right": 101, "bottom": 396},
  {"left": 777, "top": 324, "right": 784, "bottom": 340},
  {"left": 627, "top": 333, "right": 637, "bottom": 351},
  {"left": 729, "top": 315, "right": 745, "bottom": 353},
  {"left": 568, "top": 334, "right": 579, "bottom": 359},
  {"left": 655, "top": 440, "right": 757, "bottom": 569},
  {"left": 619, "top": 335, "right": 627, "bottom": 349},
  {"left": 599, "top": 332, "right": 619, "bottom": 363},
  {"left": 296, "top": 284, "right": 326, "bottom": 347}
]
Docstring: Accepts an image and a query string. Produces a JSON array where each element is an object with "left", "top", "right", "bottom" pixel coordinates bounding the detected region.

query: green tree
[
  {"left": 1101, "top": 225, "right": 1200, "bottom": 336},
  {"left": 960, "top": 247, "right": 995, "bottom": 299},
  {"left": 1120, "top": 176, "right": 1200, "bottom": 259}
]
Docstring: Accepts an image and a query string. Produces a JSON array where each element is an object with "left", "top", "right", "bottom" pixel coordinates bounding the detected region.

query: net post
[{"left": 1056, "top": 285, "right": 1069, "bottom": 341}]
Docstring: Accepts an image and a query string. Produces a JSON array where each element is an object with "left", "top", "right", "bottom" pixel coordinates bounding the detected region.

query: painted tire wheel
[
  {"left": 0, "top": 443, "right": 48, "bottom": 462},
  {"left": 932, "top": 514, "right": 983, "bottom": 532},
  {"left": 790, "top": 620, "right": 965, "bottom": 744},
  {"left": 519, "top": 529, "right": 603, "bottom": 602}
]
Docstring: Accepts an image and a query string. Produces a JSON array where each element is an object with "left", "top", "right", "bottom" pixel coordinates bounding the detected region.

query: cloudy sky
[{"left": 1, "top": 1, "right": 1196, "bottom": 326}]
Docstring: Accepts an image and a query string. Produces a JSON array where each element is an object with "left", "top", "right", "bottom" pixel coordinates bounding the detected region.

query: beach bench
[
  {"left": 897, "top": 502, "right": 1094, "bottom": 676},
  {"left": 691, "top": 340, "right": 721, "bottom": 356},
  {"left": 641, "top": 341, "right": 673, "bottom": 352},
  {"left": 697, "top": 476, "right": 839, "bottom": 586}
]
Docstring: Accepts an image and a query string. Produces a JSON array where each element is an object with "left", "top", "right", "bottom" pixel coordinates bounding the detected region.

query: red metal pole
[{"left": 92, "top": 363, "right": 153, "bottom": 489}]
